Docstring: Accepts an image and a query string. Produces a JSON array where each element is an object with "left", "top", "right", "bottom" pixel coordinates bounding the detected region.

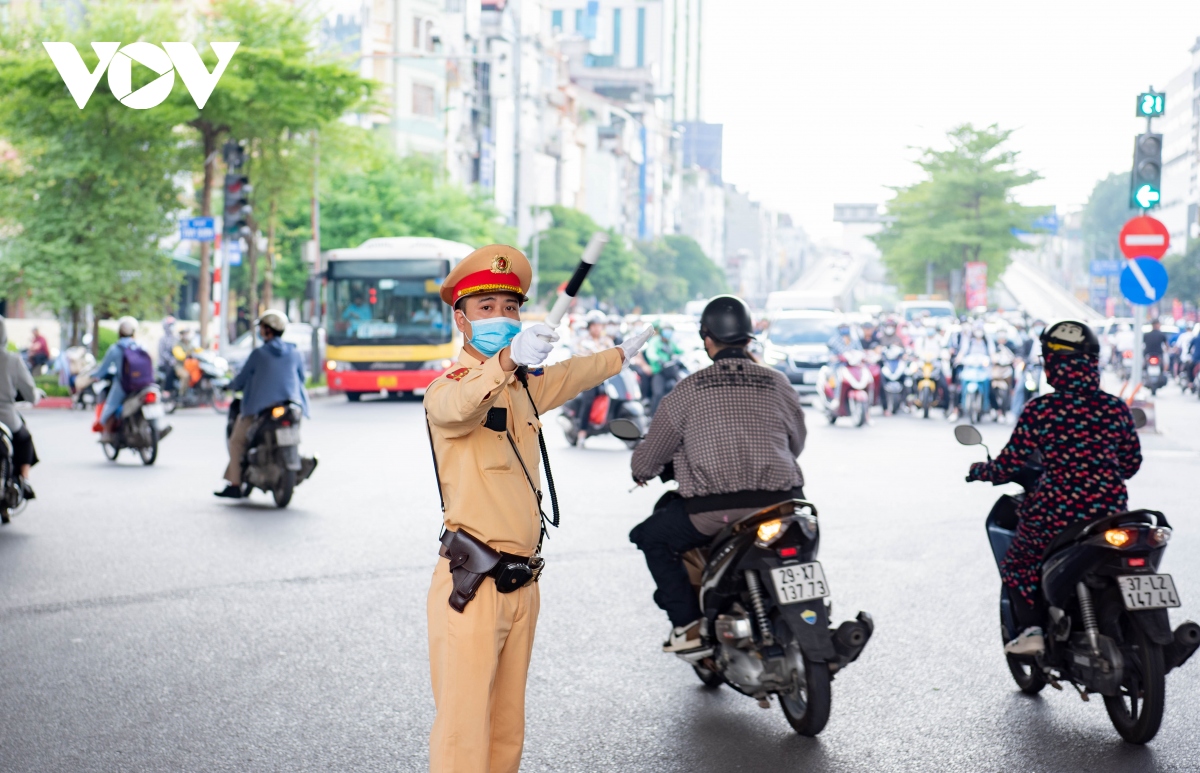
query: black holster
[{"left": 438, "top": 530, "right": 543, "bottom": 612}]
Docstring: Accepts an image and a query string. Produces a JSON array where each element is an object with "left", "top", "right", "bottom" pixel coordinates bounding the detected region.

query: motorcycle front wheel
[
  {"left": 779, "top": 657, "right": 831, "bottom": 736},
  {"left": 102, "top": 442, "right": 120, "bottom": 461},
  {"left": 1005, "top": 654, "right": 1046, "bottom": 695},
  {"left": 1100, "top": 595, "right": 1165, "bottom": 744},
  {"left": 693, "top": 664, "right": 723, "bottom": 688}
]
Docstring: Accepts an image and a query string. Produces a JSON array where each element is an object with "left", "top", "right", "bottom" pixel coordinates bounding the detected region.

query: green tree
[
  {"left": 872, "top": 124, "right": 1049, "bottom": 297},
  {"left": 529, "top": 206, "right": 646, "bottom": 310},
  {"left": 1081, "top": 172, "right": 1132, "bottom": 262},
  {"left": 636, "top": 235, "right": 728, "bottom": 311},
  {"left": 1163, "top": 242, "right": 1200, "bottom": 306},
  {"left": 0, "top": 3, "right": 186, "bottom": 343}
]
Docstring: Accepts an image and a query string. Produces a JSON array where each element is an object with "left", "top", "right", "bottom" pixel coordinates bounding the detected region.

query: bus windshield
[{"left": 327, "top": 259, "right": 452, "bottom": 345}]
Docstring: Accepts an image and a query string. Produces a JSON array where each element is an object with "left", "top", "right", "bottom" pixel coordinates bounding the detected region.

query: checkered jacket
[{"left": 631, "top": 350, "right": 806, "bottom": 498}]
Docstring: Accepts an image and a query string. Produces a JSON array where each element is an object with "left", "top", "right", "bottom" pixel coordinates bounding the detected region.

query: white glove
[
  {"left": 510, "top": 323, "right": 559, "bottom": 366},
  {"left": 619, "top": 325, "right": 654, "bottom": 361}
]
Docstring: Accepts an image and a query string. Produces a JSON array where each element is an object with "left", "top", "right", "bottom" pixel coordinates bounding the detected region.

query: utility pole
[
  {"left": 511, "top": 0, "right": 523, "bottom": 237},
  {"left": 310, "top": 131, "right": 322, "bottom": 380},
  {"left": 1130, "top": 84, "right": 1164, "bottom": 392},
  {"left": 531, "top": 204, "right": 540, "bottom": 305}
]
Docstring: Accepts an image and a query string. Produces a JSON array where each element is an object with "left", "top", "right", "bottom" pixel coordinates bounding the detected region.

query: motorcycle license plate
[
  {"left": 1118, "top": 574, "right": 1181, "bottom": 610},
  {"left": 275, "top": 426, "right": 301, "bottom": 446},
  {"left": 770, "top": 562, "right": 829, "bottom": 605},
  {"left": 141, "top": 404, "right": 164, "bottom": 420},
  {"left": 1148, "top": 365, "right": 1161, "bottom": 377}
]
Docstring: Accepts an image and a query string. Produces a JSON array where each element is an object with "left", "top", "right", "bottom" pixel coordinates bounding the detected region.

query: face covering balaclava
[
  {"left": 466, "top": 316, "right": 521, "bottom": 358},
  {"left": 1045, "top": 352, "right": 1100, "bottom": 393}
]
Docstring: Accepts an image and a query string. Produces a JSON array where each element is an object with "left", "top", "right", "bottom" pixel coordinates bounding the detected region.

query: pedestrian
[
  {"left": 422, "top": 244, "right": 652, "bottom": 773},
  {"left": 26, "top": 326, "right": 50, "bottom": 373}
]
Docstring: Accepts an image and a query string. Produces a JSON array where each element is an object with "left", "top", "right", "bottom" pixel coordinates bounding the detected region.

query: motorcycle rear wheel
[
  {"left": 1101, "top": 596, "right": 1165, "bottom": 744},
  {"left": 779, "top": 658, "right": 831, "bottom": 736},
  {"left": 138, "top": 426, "right": 158, "bottom": 466},
  {"left": 1005, "top": 654, "right": 1046, "bottom": 694},
  {"left": 273, "top": 470, "right": 296, "bottom": 508}
]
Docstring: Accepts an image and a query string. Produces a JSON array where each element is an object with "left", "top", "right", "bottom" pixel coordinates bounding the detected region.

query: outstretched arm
[{"left": 967, "top": 407, "right": 1040, "bottom": 484}]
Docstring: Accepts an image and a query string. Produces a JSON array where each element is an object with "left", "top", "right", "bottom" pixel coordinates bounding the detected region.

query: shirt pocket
[{"left": 479, "top": 429, "right": 514, "bottom": 472}]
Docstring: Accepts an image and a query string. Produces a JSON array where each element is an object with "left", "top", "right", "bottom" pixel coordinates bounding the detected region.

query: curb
[{"left": 34, "top": 397, "right": 73, "bottom": 409}]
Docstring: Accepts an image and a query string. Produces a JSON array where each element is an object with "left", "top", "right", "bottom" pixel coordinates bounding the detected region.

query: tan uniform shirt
[{"left": 424, "top": 347, "right": 624, "bottom": 555}]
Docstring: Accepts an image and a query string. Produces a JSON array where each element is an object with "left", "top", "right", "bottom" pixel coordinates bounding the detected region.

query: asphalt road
[{"left": 2, "top": 384, "right": 1199, "bottom": 772}]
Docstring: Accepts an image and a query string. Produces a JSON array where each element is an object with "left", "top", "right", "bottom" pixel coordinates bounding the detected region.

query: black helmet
[
  {"left": 699, "top": 295, "right": 754, "bottom": 345},
  {"left": 1040, "top": 319, "right": 1100, "bottom": 356}
]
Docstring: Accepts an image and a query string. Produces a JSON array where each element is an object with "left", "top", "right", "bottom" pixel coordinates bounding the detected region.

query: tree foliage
[
  {"left": 0, "top": 3, "right": 187, "bottom": 319},
  {"left": 872, "top": 124, "right": 1048, "bottom": 295},
  {"left": 529, "top": 206, "right": 647, "bottom": 310},
  {"left": 1163, "top": 242, "right": 1200, "bottom": 306},
  {"left": 636, "top": 235, "right": 728, "bottom": 311},
  {"left": 1081, "top": 172, "right": 1132, "bottom": 262}
]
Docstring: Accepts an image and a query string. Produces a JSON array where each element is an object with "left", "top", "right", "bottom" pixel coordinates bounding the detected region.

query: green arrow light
[{"left": 1134, "top": 184, "right": 1160, "bottom": 209}]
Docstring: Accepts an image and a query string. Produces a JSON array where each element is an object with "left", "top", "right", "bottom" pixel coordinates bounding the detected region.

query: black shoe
[
  {"left": 20, "top": 480, "right": 35, "bottom": 500},
  {"left": 214, "top": 484, "right": 242, "bottom": 499}
]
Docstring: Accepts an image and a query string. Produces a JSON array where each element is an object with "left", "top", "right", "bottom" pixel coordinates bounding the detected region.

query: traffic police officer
[{"left": 424, "top": 244, "right": 651, "bottom": 773}]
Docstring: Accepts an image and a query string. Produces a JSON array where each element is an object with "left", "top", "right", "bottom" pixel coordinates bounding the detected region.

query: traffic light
[
  {"left": 223, "top": 173, "right": 252, "bottom": 237},
  {"left": 1130, "top": 132, "right": 1162, "bottom": 210},
  {"left": 1136, "top": 91, "right": 1166, "bottom": 118}
]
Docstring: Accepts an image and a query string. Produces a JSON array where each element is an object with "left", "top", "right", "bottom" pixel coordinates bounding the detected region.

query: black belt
[
  {"left": 438, "top": 529, "right": 543, "bottom": 610},
  {"left": 684, "top": 486, "right": 805, "bottom": 515}
]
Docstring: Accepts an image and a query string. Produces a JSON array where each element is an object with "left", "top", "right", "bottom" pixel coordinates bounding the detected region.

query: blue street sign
[
  {"left": 1090, "top": 259, "right": 1123, "bottom": 276},
  {"left": 1119, "top": 257, "right": 1169, "bottom": 306},
  {"left": 226, "top": 240, "right": 242, "bottom": 267},
  {"left": 180, "top": 216, "right": 215, "bottom": 241}
]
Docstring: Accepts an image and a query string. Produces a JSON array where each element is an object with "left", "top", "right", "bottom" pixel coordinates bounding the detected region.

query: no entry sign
[{"left": 1119, "top": 216, "right": 1169, "bottom": 259}]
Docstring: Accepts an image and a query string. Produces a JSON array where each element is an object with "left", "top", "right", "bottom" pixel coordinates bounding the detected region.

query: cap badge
[{"left": 490, "top": 255, "right": 511, "bottom": 274}]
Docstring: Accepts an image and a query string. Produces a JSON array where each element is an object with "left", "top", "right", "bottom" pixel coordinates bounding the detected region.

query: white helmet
[
  {"left": 257, "top": 309, "right": 288, "bottom": 334},
  {"left": 117, "top": 316, "right": 138, "bottom": 337},
  {"left": 585, "top": 309, "right": 606, "bottom": 326}
]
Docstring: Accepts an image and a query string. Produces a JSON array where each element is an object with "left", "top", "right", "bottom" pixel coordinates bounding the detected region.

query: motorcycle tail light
[
  {"left": 778, "top": 546, "right": 799, "bottom": 558},
  {"left": 1104, "top": 527, "right": 1138, "bottom": 548},
  {"left": 143, "top": 392, "right": 157, "bottom": 404},
  {"left": 1126, "top": 557, "right": 1147, "bottom": 567},
  {"left": 280, "top": 420, "right": 291, "bottom": 427},
  {"left": 1149, "top": 357, "right": 1159, "bottom": 364},
  {"left": 1147, "top": 527, "right": 1171, "bottom": 547}
]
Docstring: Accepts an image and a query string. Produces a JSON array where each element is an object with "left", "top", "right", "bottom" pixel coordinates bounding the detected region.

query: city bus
[{"left": 323, "top": 237, "right": 475, "bottom": 401}]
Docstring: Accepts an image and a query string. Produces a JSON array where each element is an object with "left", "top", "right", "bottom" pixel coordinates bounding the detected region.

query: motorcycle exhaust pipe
[
  {"left": 1166, "top": 621, "right": 1200, "bottom": 673},
  {"left": 832, "top": 612, "right": 874, "bottom": 664}
]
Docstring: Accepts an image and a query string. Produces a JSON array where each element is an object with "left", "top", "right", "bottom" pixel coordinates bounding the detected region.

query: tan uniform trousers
[
  {"left": 223, "top": 416, "right": 254, "bottom": 486},
  {"left": 427, "top": 557, "right": 540, "bottom": 773}
]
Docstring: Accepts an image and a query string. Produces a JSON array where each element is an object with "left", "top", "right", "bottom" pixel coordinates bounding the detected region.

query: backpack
[{"left": 120, "top": 344, "right": 155, "bottom": 393}]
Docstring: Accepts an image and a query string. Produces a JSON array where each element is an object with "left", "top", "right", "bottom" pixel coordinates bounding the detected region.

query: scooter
[
  {"left": 957, "top": 422, "right": 1199, "bottom": 744},
  {"left": 879, "top": 346, "right": 908, "bottom": 416},
  {"left": 815, "top": 350, "right": 874, "bottom": 427},
  {"left": 1144, "top": 354, "right": 1167, "bottom": 396},
  {"left": 226, "top": 399, "right": 318, "bottom": 508},
  {"left": 94, "top": 380, "right": 171, "bottom": 466},
  {"left": 559, "top": 367, "right": 647, "bottom": 449},
  {"left": 959, "top": 353, "right": 991, "bottom": 425},
  {"left": 0, "top": 421, "right": 28, "bottom": 525},
  {"left": 991, "top": 350, "right": 1015, "bottom": 423},
  {"left": 610, "top": 418, "right": 873, "bottom": 737},
  {"left": 910, "top": 353, "right": 943, "bottom": 419},
  {"left": 163, "top": 350, "right": 232, "bottom": 413}
]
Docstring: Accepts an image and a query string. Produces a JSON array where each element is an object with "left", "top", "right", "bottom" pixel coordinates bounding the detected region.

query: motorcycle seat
[{"left": 1042, "top": 509, "right": 1168, "bottom": 559}]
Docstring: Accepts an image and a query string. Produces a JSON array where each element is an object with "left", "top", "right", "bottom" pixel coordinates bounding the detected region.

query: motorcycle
[
  {"left": 94, "top": 380, "right": 170, "bottom": 465},
  {"left": 648, "top": 358, "right": 690, "bottom": 417},
  {"left": 991, "top": 350, "right": 1015, "bottom": 423},
  {"left": 910, "top": 353, "right": 943, "bottom": 419},
  {"left": 1144, "top": 354, "right": 1167, "bottom": 396},
  {"left": 958, "top": 353, "right": 991, "bottom": 425},
  {"left": 815, "top": 350, "right": 874, "bottom": 427},
  {"left": 956, "top": 422, "right": 1199, "bottom": 744},
  {"left": 163, "top": 350, "right": 232, "bottom": 413},
  {"left": 610, "top": 418, "right": 873, "bottom": 736},
  {"left": 879, "top": 346, "right": 908, "bottom": 416},
  {"left": 0, "top": 421, "right": 28, "bottom": 525},
  {"left": 226, "top": 399, "right": 318, "bottom": 508},
  {"left": 559, "top": 367, "right": 647, "bottom": 449}
]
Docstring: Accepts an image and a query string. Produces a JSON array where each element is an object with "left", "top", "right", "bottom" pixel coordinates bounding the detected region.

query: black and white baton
[{"left": 539, "top": 231, "right": 609, "bottom": 339}]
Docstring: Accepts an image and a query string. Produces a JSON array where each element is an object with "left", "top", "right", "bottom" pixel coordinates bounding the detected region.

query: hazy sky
[{"left": 701, "top": 0, "right": 1200, "bottom": 240}]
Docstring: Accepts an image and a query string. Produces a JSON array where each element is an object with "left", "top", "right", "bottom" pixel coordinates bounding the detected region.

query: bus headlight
[
  {"left": 423, "top": 359, "right": 453, "bottom": 371},
  {"left": 326, "top": 361, "right": 349, "bottom": 372}
]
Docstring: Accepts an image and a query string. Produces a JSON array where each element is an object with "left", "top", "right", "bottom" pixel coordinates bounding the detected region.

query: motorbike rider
[
  {"left": 877, "top": 319, "right": 904, "bottom": 349},
  {"left": 215, "top": 310, "right": 310, "bottom": 499},
  {"left": 966, "top": 320, "right": 1141, "bottom": 656},
  {"left": 950, "top": 325, "right": 994, "bottom": 420},
  {"left": 157, "top": 316, "right": 178, "bottom": 394},
  {"left": 1143, "top": 319, "right": 1169, "bottom": 363},
  {"left": 629, "top": 296, "right": 807, "bottom": 652},
  {"left": 572, "top": 310, "right": 616, "bottom": 441},
  {"left": 826, "top": 321, "right": 862, "bottom": 356},
  {"left": 88, "top": 316, "right": 144, "bottom": 438},
  {"left": 638, "top": 322, "right": 685, "bottom": 416},
  {"left": 0, "top": 316, "right": 40, "bottom": 499}
]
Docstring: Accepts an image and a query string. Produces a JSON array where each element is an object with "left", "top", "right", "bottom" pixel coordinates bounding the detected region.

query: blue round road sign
[{"left": 1119, "top": 257, "right": 1169, "bottom": 306}]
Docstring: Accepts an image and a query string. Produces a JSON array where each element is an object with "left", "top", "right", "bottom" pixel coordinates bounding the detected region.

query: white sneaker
[
  {"left": 662, "top": 619, "right": 704, "bottom": 652},
  {"left": 1004, "top": 626, "right": 1045, "bottom": 656}
]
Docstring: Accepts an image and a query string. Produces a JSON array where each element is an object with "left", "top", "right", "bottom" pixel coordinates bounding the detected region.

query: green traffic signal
[
  {"left": 1130, "top": 132, "right": 1162, "bottom": 210},
  {"left": 1132, "top": 183, "right": 1161, "bottom": 209},
  {"left": 1136, "top": 92, "right": 1166, "bottom": 117}
]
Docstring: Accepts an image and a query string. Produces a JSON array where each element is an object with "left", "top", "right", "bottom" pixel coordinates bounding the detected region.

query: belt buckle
[{"left": 529, "top": 555, "right": 545, "bottom": 583}]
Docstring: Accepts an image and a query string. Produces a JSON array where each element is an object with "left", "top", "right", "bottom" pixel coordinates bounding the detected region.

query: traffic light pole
[{"left": 1130, "top": 86, "right": 1154, "bottom": 394}]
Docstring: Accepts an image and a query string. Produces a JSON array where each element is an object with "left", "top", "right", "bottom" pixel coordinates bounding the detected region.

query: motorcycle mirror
[
  {"left": 954, "top": 425, "right": 983, "bottom": 447},
  {"left": 1131, "top": 407, "right": 1147, "bottom": 429},
  {"left": 608, "top": 418, "right": 644, "bottom": 442}
]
